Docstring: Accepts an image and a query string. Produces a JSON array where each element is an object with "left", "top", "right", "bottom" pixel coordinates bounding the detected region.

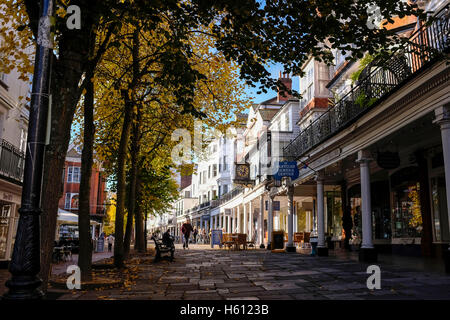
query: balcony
[
  {"left": 218, "top": 187, "right": 244, "bottom": 205},
  {"left": 0, "top": 139, "right": 25, "bottom": 184},
  {"left": 284, "top": 5, "right": 449, "bottom": 160}
]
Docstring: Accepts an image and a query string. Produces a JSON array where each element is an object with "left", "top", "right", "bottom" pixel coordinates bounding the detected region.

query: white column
[
  {"left": 358, "top": 150, "right": 374, "bottom": 249},
  {"left": 287, "top": 185, "right": 294, "bottom": 249},
  {"left": 293, "top": 203, "right": 297, "bottom": 233},
  {"left": 243, "top": 203, "right": 248, "bottom": 235},
  {"left": 227, "top": 213, "right": 231, "bottom": 233},
  {"left": 316, "top": 176, "right": 325, "bottom": 248},
  {"left": 268, "top": 195, "right": 274, "bottom": 247},
  {"left": 249, "top": 201, "right": 253, "bottom": 240},
  {"left": 237, "top": 206, "right": 241, "bottom": 233},
  {"left": 435, "top": 105, "right": 450, "bottom": 248},
  {"left": 231, "top": 208, "right": 236, "bottom": 233},
  {"left": 210, "top": 215, "right": 213, "bottom": 231},
  {"left": 259, "top": 195, "right": 264, "bottom": 246}
]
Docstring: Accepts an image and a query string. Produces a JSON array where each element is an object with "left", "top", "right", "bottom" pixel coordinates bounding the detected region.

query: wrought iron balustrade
[
  {"left": 284, "top": 5, "right": 449, "bottom": 160},
  {"left": 0, "top": 139, "right": 25, "bottom": 184}
]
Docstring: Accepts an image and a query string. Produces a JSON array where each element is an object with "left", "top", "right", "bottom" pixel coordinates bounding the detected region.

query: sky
[{"left": 243, "top": 62, "right": 300, "bottom": 104}]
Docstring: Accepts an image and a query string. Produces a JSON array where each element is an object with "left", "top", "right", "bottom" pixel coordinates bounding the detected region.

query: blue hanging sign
[{"left": 274, "top": 161, "right": 299, "bottom": 181}]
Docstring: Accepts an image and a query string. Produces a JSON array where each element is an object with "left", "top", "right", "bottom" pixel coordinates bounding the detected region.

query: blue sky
[{"left": 243, "top": 62, "right": 300, "bottom": 104}]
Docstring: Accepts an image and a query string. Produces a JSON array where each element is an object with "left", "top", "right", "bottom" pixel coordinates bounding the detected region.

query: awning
[{"left": 57, "top": 208, "right": 99, "bottom": 226}]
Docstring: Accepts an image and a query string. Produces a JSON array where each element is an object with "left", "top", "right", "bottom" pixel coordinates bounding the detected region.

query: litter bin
[{"left": 310, "top": 236, "right": 318, "bottom": 256}]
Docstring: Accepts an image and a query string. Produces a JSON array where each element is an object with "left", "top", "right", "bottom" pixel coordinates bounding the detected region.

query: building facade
[
  {"left": 57, "top": 144, "right": 108, "bottom": 240},
  {"left": 153, "top": 0, "right": 450, "bottom": 270},
  {"left": 0, "top": 54, "right": 29, "bottom": 262}
]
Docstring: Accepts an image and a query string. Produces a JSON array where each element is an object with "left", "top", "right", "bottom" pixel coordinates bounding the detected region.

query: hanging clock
[{"left": 235, "top": 163, "right": 250, "bottom": 179}]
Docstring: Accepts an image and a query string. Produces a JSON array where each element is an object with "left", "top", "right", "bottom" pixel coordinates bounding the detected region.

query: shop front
[{"left": 0, "top": 182, "right": 21, "bottom": 264}]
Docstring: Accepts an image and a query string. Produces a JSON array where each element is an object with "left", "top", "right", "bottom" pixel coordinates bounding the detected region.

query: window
[
  {"left": 213, "top": 164, "right": 217, "bottom": 177},
  {"left": 184, "top": 191, "right": 190, "bottom": 198},
  {"left": 223, "top": 156, "right": 227, "bottom": 171},
  {"left": 65, "top": 193, "right": 79, "bottom": 209},
  {"left": 284, "top": 110, "right": 290, "bottom": 131},
  {"left": 223, "top": 184, "right": 228, "bottom": 194},
  {"left": 67, "top": 166, "right": 81, "bottom": 183},
  {"left": 203, "top": 171, "right": 206, "bottom": 184},
  {"left": 208, "top": 166, "right": 211, "bottom": 179},
  {"left": 19, "top": 129, "right": 27, "bottom": 153}
]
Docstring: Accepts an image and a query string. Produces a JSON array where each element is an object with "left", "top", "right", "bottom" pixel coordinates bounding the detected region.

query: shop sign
[
  {"left": 210, "top": 229, "right": 223, "bottom": 248},
  {"left": 96, "top": 237, "right": 104, "bottom": 252},
  {"left": 377, "top": 151, "right": 400, "bottom": 169},
  {"left": 274, "top": 161, "right": 299, "bottom": 181}
]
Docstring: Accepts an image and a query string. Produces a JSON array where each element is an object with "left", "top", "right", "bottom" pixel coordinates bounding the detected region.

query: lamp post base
[
  {"left": 3, "top": 276, "right": 43, "bottom": 300},
  {"left": 266, "top": 243, "right": 271, "bottom": 250},
  {"left": 317, "top": 246, "right": 328, "bottom": 256},
  {"left": 259, "top": 244, "right": 265, "bottom": 249},
  {"left": 359, "top": 247, "right": 377, "bottom": 263}
]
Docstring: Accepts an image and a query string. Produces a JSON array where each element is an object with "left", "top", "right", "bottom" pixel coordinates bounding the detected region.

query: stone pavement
[
  {"left": 0, "top": 250, "right": 113, "bottom": 296},
  {"left": 51, "top": 244, "right": 450, "bottom": 300}
]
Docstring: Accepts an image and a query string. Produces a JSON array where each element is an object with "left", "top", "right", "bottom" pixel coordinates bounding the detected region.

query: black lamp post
[{"left": 3, "top": 0, "right": 54, "bottom": 299}]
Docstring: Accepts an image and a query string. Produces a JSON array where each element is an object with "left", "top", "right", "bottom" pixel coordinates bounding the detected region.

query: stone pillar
[
  {"left": 316, "top": 175, "right": 328, "bottom": 256},
  {"left": 267, "top": 194, "right": 274, "bottom": 249},
  {"left": 286, "top": 185, "right": 296, "bottom": 252},
  {"left": 259, "top": 195, "right": 265, "bottom": 248},
  {"left": 237, "top": 206, "right": 241, "bottom": 233},
  {"left": 243, "top": 202, "right": 248, "bottom": 236},
  {"left": 249, "top": 201, "right": 253, "bottom": 241},
  {"left": 434, "top": 105, "right": 450, "bottom": 273},
  {"left": 357, "top": 150, "right": 377, "bottom": 262}
]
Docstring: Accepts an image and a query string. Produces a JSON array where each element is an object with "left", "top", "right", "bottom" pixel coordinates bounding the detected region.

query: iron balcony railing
[
  {"left": 0, "top": 139, "right": 25, "bottom": 184},
  {"left": 218, "top": 186, "right": 244, "bottom": 205},
  {"left": 284, "top": 5, "right": 450, "bottom": 161}
]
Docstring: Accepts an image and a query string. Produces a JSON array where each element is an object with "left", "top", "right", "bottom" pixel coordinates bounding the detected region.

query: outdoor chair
[
  {"left": 301, "top": 232, "right": 311, "bottom": 249},
  {"left": 237, "top": 233, "right": 247, "bottom": 250},
  {"left": 221, "top": 233, "right": 234, "bottom": 250}
]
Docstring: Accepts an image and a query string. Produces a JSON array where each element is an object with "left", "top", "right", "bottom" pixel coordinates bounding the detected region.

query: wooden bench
[{"left": 151, "top": 236, "right": 175, "bottom": 262}]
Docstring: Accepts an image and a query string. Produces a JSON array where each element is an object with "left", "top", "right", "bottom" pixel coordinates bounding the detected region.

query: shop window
[
  {"left": 326, "top": 191, "right": 343, "bottom": 240},
  {"left": 0, "top": 205, "right": 11, "bottom": 259},
  {"left": 390, "top": 167, "right": 422, "bottom": 239},
  {"left": 431, "top": 177, "right": 449, "bottom": 242}
]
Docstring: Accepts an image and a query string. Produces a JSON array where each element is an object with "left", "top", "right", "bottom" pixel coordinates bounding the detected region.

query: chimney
[{"left": 277, "top": 71, "right": 292, "bottom": 103}]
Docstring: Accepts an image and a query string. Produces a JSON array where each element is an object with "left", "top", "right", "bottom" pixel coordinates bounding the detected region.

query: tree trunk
[
  {"left": 121, "top": 28, "right": 141, "bottom": 261},
  {"left": 39, "top": 55, "right": 88, "bottom": 292},
  {"left": 144, "top": 211, "right": 148, "bottom": 252},
  {"left": 135, "top": 174, "right": 145, "bottom": 252},
  {"left": 114, "top": 92, "right": 134, "bottom": 268},
  {"left": 124, "top": 102, "right": 141, "bottom": 258},
  {"left": 78, "top": 78, "right": 95, "bottom": 281}
]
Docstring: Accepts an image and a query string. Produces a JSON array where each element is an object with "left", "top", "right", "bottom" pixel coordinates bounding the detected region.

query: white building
[{"left": 0, "top": 52, "right": 30, "bottom": 263}]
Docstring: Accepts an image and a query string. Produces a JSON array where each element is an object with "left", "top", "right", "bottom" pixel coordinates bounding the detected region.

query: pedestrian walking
[
  {"left": 107, "top": 234, "right": 115, "bottom": 252},
  {"left": 193, "top": 228, "right": 198, "bottom": 244},
  {"left": 181, "top": 218, "right": 194, "bottom": 249}
]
